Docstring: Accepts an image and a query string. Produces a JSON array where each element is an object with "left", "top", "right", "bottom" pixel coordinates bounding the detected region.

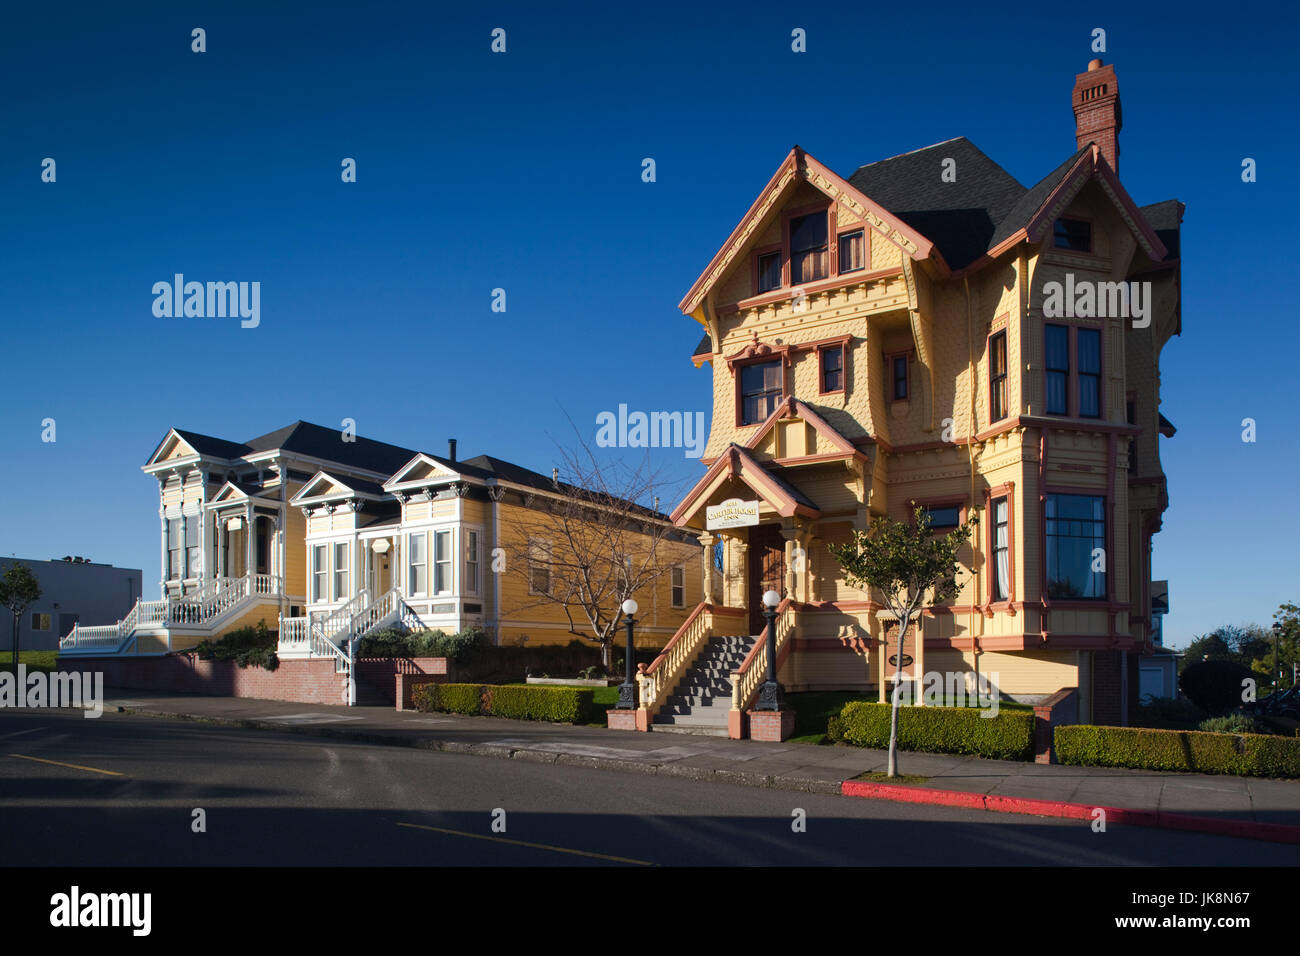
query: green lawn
[{"left": 0, "top": 650, "right": 57, "bottom": 673}]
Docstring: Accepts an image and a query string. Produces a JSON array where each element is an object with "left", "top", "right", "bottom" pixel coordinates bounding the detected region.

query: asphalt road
[{"left": 2, "top": 708, "right": 1297, "bottom": 866}]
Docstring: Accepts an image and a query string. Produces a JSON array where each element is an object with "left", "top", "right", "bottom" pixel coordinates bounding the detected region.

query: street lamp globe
[
  {"left": 763, "top": 590, "right": 781, "bottom": 608},
  {"left": 622, "top": 598, "right": 638, "bottom": 617}
]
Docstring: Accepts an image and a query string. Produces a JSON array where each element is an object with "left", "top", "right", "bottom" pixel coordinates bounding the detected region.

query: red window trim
[
  {"left": 984, "top": 482, "right": 1016, "bottom": 614},
  {"left": 884, "top": 348, "right": 913, "bottom": 402},
  {"left": 987, "top": 326, "right": 1009, "bottom": 424},
  {"left": 835, "top": 225, "right": 868, "bottom": 275},
  {"left": 1043, "top": 321, "right": 1105, "bottom": 420},
  {"left": 1052, "top": 214, "right": 1095, "bottom": 255},
  {"left": 1039, "top": 485, "right": 1112, "bottom": 606},
  {"left": 752, "top": 243, "right": 782, "bottom": 298},
  {"left": 732, "top": 352, "right": 790, "bottom": 428},
  {"left": 817, "top": 341, "right": 847, "bottom": 396}
]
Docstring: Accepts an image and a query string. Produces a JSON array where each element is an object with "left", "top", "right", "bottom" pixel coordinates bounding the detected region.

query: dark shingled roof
[
  {"left": 170, "top": 429, "right": 251, "bottom": 461},
  {"left": 848, "top": 138, "right": 1030, "bottom": 270},
  {"left": 693, "top": 333, "right": 712, "bottom": 358},
  {"left": 244, "top": 421, "right": 420, "bottom": 476},
  {"left": 985, "top": 145, "right": 1090, "bottom": 252},
  {"left": 1140, "top": 199, "right": 1183, "bottom": 261}
]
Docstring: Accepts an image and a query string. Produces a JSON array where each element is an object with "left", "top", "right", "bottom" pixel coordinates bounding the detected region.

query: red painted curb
[{"left": 840, "top": 780, "right": 1300, "bottom": 845}]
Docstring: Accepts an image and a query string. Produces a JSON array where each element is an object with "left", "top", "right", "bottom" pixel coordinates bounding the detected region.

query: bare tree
[{"left": 499, "top": 433, "right": 693, "bottom": 673}]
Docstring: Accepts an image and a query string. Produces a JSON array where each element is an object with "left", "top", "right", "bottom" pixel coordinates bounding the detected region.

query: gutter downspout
[{"left": 964, "top": 275, "right": 981, "bottom": 698}]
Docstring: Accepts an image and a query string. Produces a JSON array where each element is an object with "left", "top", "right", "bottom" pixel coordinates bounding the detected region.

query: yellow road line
[
  {"left": 7, "top": 753, "right": 123, "bottom": 776},
  {"left": 395, "top": 821, "right": 654, "bottom": 865}
]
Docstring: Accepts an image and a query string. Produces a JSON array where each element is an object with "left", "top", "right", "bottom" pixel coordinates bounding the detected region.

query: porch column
[
  {"left": 245, "top": 504, "right": 255, "bottom": 578},
  {"left": 733, "top": 538, "right": 748, "bottom": 612},
  {"left": 698, "top": 532, "right": 716, "bottom": 605},
  {"left": 159, "top": 511, "right": 168, "bottom": 596},
  {"left": 781, "top": 525, "right": 798, "bottom": 601},
  {"left": 217, "top": 515, "right": 226, "bottom": 580}
]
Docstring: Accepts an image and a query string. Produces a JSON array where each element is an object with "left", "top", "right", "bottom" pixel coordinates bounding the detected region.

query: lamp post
[
  {"left": 756, "top": 589, "right": 784, "bottom": 711},
  {"left": 616, "top": 598, "right": 639, "bottom": 709}
]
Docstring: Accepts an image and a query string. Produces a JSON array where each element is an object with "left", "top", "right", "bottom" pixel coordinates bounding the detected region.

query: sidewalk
[{"left": 105, "top": 689, "right": 1300, "bottom": 842}]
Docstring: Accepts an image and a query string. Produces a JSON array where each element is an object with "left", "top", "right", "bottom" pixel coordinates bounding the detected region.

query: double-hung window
[
  {"left": 838, "top": 230, "right": 865, "bottom": 273},
  {"left": 434, "top": 530, "right": 452, "bottom": 594},
  {"left": 464, "top": 530, "right": 480, "bottom": 595},
  {"left": 184, "top": 514, "right": 201, "bottom": 578},
  {"left": 312, "top": 545, "right": 327, "bottom": 602},
  {"left": 989, "top": 331, "right": 1008, "bottom": 422},
  {"left": 992, "top": 498, "right": 1010, "bottom": 601},
  {"left": 789, "top": 212, "right": 828, "bottom": 284},
  {"left": 167, "top": 518, "right": 182, "bottom": 580},
  {"left": 333, "top": 542, "right": 350, "bottom": 600},
  {"left": 408, "top": 533, "right": 427, "bottom": 596},
  {"left": 671, "top": 566, "right": 685, "bottom": 608},
  {"left": 757, "top": 251, "right": 781, "bottom": 292},
  {"left": 740, "top": 360, "right": 783, "bottom": 425},
  {"left": 1045, "top": 324, "right": 1101, "bottom": 418}
]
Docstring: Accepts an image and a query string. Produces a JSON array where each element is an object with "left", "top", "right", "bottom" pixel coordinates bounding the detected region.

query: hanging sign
[{"left": 706, "top": 498, "right": 760, "bottom": 530}]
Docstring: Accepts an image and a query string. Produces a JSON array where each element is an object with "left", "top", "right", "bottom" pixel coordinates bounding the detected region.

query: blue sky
[{"left": 1, "top": 1, "right": 1296, "bottom": 649}]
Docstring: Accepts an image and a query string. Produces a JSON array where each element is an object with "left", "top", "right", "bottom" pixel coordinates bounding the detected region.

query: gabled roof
[
  {"left": 145, "top": 421, "right": 420, "bottom": 476},
  {"left": 742, "top": 395, "right": 861, "bottom": 461},
  {"left": 678, "top": 146, "right": 938, "bottom": 317},
  {"left": 985, "top": 146, "right": 1091, "bottom": 252},
  {"left": 210, "top": 479, "right": 278, "bottom": 504},
  {"left": 670, "top": 443, "right": 820, "bottom": 528},
  {"left": 291, "top": 471, "right": 390, "bottom": 506},
  {"left": 1140, "top": 199, "right": 1183, "bottom": 261},
  {"left": 849, "top": 137, "right": 1030, "bottom": 272}
]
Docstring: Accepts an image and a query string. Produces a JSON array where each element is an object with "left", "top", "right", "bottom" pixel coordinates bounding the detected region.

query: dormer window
[
  {"left": 790, "top": 212, "right": 828, "bottom": 284},
  {"left": 757, "top": 251, "right": 781, "bottom": 292},
  {"left": 1053, "top": 217, "right": 1092, "bottom": 252},
  {"left": 739, "top": 360, "right": 783, "bottom": 425}
]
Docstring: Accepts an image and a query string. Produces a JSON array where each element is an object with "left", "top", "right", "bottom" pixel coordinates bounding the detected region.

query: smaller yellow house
[{"left": 61, "top": 422, "right": 701, "bottom": 702}]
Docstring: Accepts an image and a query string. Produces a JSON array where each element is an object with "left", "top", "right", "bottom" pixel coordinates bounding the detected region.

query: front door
[{"left": 747, "top": 524, "right": 785, "bottom": 635}]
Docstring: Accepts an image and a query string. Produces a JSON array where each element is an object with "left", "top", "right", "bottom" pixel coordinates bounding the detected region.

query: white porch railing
[{"left": 60, "top": 573, "right": 280, "bottom": 654}]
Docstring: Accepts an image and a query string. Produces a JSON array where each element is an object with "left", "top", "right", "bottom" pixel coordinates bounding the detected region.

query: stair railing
[
  {"left": 638, "top": 603, "right": 745, "bottom": 718},
  {"left": 731, "top": 598, "right": 795, "bottom": 714}
]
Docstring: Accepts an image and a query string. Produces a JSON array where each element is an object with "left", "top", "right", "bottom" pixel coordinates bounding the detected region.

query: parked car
[{"left": 1252, "top": 686, "right": 1300, "bottom": 719}]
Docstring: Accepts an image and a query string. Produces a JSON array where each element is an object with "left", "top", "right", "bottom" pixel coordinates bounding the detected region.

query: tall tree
[
  {"left": 829, "top": 505, "right": 975, "bottom": 777},
  {"left": 0, "top": 563, "right": 42, "bottom": 668},
  {"left": 499, "top": 436, "right": 692, "bottom": 673}
]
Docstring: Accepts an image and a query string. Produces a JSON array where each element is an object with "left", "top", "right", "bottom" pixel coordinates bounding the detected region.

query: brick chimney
[{"left": 1073, "top": 58, "right": 1122, "bottom": 176}]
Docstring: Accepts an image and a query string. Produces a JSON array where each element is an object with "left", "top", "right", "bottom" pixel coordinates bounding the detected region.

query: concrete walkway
[{"left": 103, "top": 689, "right": 1300, "bottom": 839}]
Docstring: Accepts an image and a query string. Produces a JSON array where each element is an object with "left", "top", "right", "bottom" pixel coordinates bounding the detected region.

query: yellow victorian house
[{"left": 637, "top": 59, "right": 1181, "bottom": 736}]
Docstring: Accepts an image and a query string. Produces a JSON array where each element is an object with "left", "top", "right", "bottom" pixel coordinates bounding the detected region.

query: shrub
[
  {"left": 1198, "top": 714, "right": 1268, "bottom": 735},
  {"left": 358, "top": 625, "right": 489, "bottom": 662},
  {"left": 837, "top": 701, "right": 1034, "bottom": 761},
  {"left": 411, "top": 683, "right": 484, "bottom": 715},
  {"left": 1179, "top": 660, "right": 1257, "bottom": 714},
  {"left": 484, "top": 685, "right": 595, "bottom": 723},
  {"left": 409, "top": 682, "right": 594, "bottom": 723},
  {"left": 193, "top": 620, "right": 279, "bottom": 670},
  {"left": 1054, "top": 724, "right": 1300, "bottom": 777},
  {"left": 826, "top": 714, "right": 845, "bottom": 743}
]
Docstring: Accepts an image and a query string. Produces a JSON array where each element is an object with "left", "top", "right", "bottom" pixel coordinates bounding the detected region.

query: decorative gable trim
[
  {"left": 382, "top": 453, "right": 462, "bottom": 492},
  {"left": 678, "top": 147, "right": 938, "bottom": 319}
]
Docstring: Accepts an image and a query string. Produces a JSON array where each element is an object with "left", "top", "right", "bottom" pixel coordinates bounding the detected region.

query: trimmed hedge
[
  {"left": 1055, "top": 724, "right": 1300, "bottom": 777},
  {"left": 410, "top": 682, "right": 595, "bottom": 724},
  {"left": 837, "top": 701, "right": 1034, "bottom": 761},
  {"left": 411, "top": 683, "right": 483, "bottom": 716}
]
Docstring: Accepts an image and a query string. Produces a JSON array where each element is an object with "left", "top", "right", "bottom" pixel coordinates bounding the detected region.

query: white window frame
[
  {"left": 408, "top": 531, "right": 428, "bottom": 597},
  {"left": 311, "top": 544, "right": 328, "bottom": 603},
  {"left": 333, "top": 541, "right": 350, "bottom": 601},
  {"left": 464, "top": 528, "right": 480, "bottom": 596},
  {"left": 433, "top": 529, "right": 453, "bottom": 595}
]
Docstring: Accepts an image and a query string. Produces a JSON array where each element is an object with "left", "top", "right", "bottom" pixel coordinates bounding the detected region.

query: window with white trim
[
  {"left": 464, "top": 530, "right": 480, "bottom": 595},
  {"left": 434, "top": 529, "right": 452, "bottom": 594},
  {"left": 671, "top": 565, "right": 685, "bottom": 608},
  {"left": 333, "top": 542, "right": 350, "bottom": 600},
  {"left": 312, "top": 545, "right": 327, "bottom": 602},
  {"left": 408, "top": 532, "right": 427, "bottom": 596}
]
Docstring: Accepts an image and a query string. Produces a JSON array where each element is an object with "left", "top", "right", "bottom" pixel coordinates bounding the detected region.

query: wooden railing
[
  {"left": 637, "top": 603, "right": 744, "bottom": 717},
  {"left": 731, "top": 598, "right": 795, "bottom": 713}
]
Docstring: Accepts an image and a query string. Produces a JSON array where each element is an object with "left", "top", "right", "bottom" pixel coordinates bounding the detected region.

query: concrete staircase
[{"left": 652, "top": 635, "right": 756, "bottom": 736}]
